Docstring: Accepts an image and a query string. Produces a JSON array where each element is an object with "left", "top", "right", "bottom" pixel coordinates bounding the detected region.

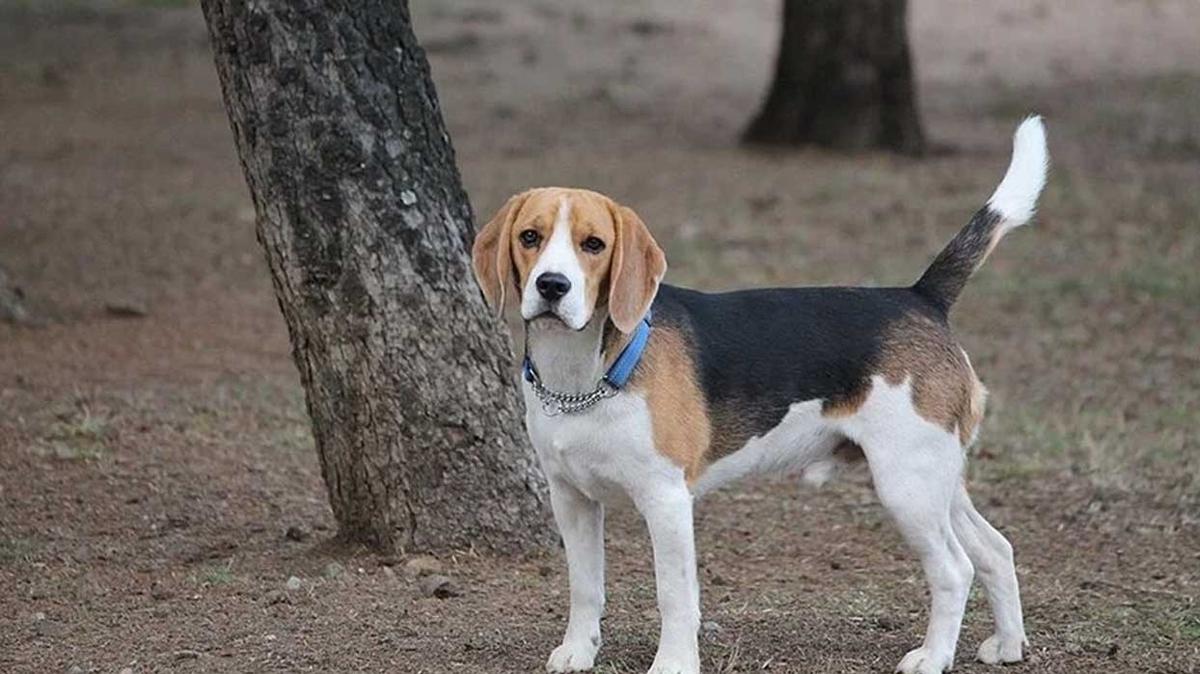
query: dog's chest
[{"left": 523, "top": 385, "right": 669, "bottom": 503}]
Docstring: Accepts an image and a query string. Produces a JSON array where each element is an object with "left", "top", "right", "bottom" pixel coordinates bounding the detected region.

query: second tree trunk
[{"left": 744, "top": 0, "right": 925, "bottom": 154}]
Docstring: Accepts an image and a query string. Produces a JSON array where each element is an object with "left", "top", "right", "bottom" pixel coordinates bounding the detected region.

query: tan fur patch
[
  {"left": 820, "top": 388, "right": 871, "bottom": 419},
  {"left": 630, "top": 326, "right": 712, "bottom": 483},
  {"left": 959, "top": 361, "right": 988, "bottom": 446},
  {"left": 880, "top": 314, "right": 981, "bottom": 440},
  {"left": 820, "top": 311, "right": 986, "bottom": 445},
  {"left": 887, "top": 315, "right": 973, "bottom": 432}
]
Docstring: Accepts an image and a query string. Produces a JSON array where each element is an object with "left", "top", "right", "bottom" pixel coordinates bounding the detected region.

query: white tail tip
[{"left": 986, "top": 116, "right": 1048, "bottom": 227}]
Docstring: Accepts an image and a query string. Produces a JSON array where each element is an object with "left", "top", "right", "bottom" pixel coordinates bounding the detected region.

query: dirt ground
[{"left": 1, "top": 0, "right": 1198, "bottom": 672}]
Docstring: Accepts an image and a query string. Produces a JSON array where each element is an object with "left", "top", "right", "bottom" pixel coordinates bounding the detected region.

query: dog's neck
[{"left": 524, "top": 312, "right": 621, "bottom": 394}]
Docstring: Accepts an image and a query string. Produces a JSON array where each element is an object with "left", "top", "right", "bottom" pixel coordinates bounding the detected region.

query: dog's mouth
[
  {"left": 527, "top": 309, "right": 590, "bottom": 333},
  {"left": 528, "top": 311, "right": 570, "bottom": 328}
]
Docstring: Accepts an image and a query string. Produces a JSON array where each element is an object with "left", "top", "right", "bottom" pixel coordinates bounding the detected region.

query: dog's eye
[
  {"left": 581, "top": 236, "right": 605, "bottom": 254},
  {"left": 519, "top": 229, "right": 541, "bottom": 248}
]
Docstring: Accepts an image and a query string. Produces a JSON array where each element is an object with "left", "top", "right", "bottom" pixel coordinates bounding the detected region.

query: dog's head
[{"left": 471, "top": 187, "right": 666, "bottom": 333}]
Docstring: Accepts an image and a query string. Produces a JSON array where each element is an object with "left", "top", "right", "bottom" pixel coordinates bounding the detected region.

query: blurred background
[{"left": 1, "top": 1, "right": 1197, "bottom": 672}]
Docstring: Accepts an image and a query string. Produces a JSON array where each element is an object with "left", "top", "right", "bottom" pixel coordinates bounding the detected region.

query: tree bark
[
  {"left": 201, "top": 0, "right": 552, "bottom": 553},
  {"left": 744, "top": 0, "right": 925, "bottom": 154}
]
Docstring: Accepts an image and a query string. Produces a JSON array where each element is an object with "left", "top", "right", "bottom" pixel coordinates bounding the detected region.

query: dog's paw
[
  {"left": 546, "top": 641, "right": 598, "bottom": 673},
  {"left": 895, "top": 646, "right": 953, "bottom": 674},
  {"left": 976, "top": 633, "right": 1025, "bottom": 665},
  {"left": 646, "top": 653, "right": 699, "bottom": 674}
]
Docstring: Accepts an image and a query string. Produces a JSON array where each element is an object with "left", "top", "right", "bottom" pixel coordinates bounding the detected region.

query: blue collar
[{"left": 522, "top": 310, "right": 653, "bottom": 390}]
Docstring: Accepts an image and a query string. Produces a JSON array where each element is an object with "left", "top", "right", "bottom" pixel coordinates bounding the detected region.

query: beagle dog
[{"left": 471, "top": 118, "right": 1048, "bottom": 674}]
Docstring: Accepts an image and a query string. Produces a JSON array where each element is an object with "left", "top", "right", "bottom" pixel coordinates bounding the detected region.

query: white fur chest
[{"left": 522, "top": 383, "right": 680, "bottom": 505}]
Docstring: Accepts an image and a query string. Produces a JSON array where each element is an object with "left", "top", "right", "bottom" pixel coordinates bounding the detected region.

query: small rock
[
  {"left": 32, "top": 611, "right": 46, "bottom": 622},
  {"left": 875, "top": 616, "right": 899, "bottom": 631},
  {"left": 150, "top": 581, "right": 173, "bottom": 601},
  {"left": 381, "top": 566, "right": 396, "bottom": 579},
  {"left": 119, "top": 668, "right": 134, "bottom": 674},
  {"left": 745, "top": 194, "right": 780, "bottom": 215},
  {"left": 323, "top": 561, "right": 345, "bottom": 579},
  {"left": 418, "top": 574, "right": 460, "bottom": 599},
  {"left": 40, "top": 64, "right": 67, "bottom": 88},
  {"left": 628, "top": 18, "right": 671, "bottom": 36},
  {"left": 173, "top": 649, "right": 200, "bottom": 661},
  {"left": 403, "top": 556, "right": 443, "bottom": 578},
  {"left": 399, "top": 189, "right": 418, "bottom": 206},
  {"left": 105, "top": 300, "right": 148, "bottom": 318},
  {"left": 701, "top": 620, "right": 722, "bottom": 636},
  {"left": 284, "top": 525, "right": 308, "bottom": 542},
  {"left": 35, "top": 620, "right": 66, "bottom": 638},
  {"left": 0, "top": 263, "right": 30, "bottom": 324},
  {"left": 285, "top": 576, "right": 303, "bottom": 591}
]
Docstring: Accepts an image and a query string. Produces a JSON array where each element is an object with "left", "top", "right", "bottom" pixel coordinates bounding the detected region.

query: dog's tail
[{"left": 913, "top": 116, "right": 1048, "bottom": 313}]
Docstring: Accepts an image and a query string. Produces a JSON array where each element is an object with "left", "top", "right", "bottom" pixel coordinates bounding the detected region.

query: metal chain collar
[{"left": 525, "top": 367, "right": 617, "bottom": 416}]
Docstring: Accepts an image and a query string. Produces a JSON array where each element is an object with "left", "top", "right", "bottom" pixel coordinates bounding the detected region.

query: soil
[{"left": 1, "top": 1, "right": 1197, "bottom": 673}]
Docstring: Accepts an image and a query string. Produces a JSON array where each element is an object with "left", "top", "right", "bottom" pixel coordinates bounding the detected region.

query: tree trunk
[
  {"left": 201, "top": 0, "right": 552, "bottom": 553},
  {"left": 744, "top": 0, "right": 925, "bottom": 154}
]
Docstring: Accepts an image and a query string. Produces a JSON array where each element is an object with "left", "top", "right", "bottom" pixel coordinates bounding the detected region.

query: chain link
[{"left": 527, "top": 370, "right": 617, "bottom": 416}]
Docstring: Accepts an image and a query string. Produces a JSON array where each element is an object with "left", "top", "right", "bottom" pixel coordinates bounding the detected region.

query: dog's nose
[{"left": 535, "top": 272, "right": 572, "bottom": 302}]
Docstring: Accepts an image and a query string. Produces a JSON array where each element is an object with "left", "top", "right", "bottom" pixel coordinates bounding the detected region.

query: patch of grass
[
  {"left": 978, "top": 394, "right": 1199, "bottom": 492},
  {"left": 1074, "top": 74, "right": 1200, "bottom": 159},
  {"left": 36, "top": 405, "right": 114, "bottom": 460},
  {"left": 274, "top": 422, "right": 315, "bottom": 454},
  {"left": 974, "top": 257, "right": 1200, "bottom": 307},
  {"left": 1119, "top": 262, "right": 1200, "bottom": 302},
  {"left": 0, "top": 537, "right": 36, "bottom": 565},
  {"left": 983, "top": 84, "right": 1042, "bottom": 123},
  {"left": 828, "top": 589, "right": 884, "bottom": 621},
  {"left": 197, "top": 563, "right": 236, "bottom": 586},
  {"left": 1181, "top": 612, "right": 1200, "bottom": 641}
]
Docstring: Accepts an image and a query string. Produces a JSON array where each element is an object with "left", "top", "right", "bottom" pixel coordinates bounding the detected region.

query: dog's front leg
[
  {"left": 637, "top": 482, "right": 700, "bottom": 674},
  {"left": 546, "top": 478, "right": 605, "bottom": 673}
]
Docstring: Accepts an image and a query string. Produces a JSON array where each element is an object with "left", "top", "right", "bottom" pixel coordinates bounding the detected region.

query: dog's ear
[
  {"left": 606, "top": 200, "right": 666, "bottom": 333},
  {"left": 472, "top": 191, "right": 531, "bottom": 314}
]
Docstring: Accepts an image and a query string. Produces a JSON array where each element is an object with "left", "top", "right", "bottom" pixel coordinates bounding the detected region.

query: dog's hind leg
[
  {"left": 847, "top": 382, "right": 974, "bottom": 674},
  {"left": 867, "top": 438, "right": 973, "bottom": 673},
  {"left": 951, "top": 488, "right": 1027, "bottom": 664}
]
